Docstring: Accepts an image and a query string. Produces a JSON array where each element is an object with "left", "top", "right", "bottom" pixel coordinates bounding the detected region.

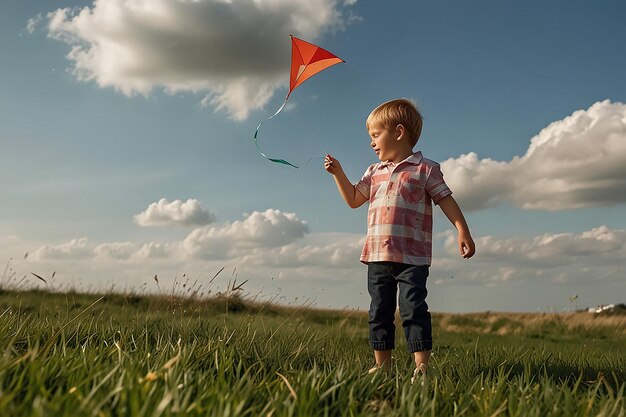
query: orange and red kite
[{"left": 254, "top": 35, "right": 344, "bottom": 168}]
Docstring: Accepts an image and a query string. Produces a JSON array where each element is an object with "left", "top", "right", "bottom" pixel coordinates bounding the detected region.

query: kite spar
[{"left": 254, "top": 35, "right": 344, "bottom": 168}]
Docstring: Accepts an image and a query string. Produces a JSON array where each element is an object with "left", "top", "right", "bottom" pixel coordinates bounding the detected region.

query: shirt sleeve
[
  {"left": 426, "top": 163, "right": 452, "bottom": 204},
  {"left": 356, "top": 164, "right": 375, "bottom": 199}
]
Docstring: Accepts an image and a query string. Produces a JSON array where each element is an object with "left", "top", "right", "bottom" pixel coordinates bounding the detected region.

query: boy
[{"left": 324, "top": 98, "right": 475, "bottom": 382}]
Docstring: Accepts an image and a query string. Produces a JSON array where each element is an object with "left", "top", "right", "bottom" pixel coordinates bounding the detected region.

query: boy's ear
[{"left": 396, "top": 124, "right": 405, "bottom": 140}]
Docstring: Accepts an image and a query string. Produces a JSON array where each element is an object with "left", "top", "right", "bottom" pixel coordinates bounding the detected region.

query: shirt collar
[{"left": 378, "top": 151, "right": 423, "bottom": 169}]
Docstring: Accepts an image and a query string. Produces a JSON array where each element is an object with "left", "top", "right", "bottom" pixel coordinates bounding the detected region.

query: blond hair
[{"left": 366, "top": 98, "right": 423, "bottom": 146}]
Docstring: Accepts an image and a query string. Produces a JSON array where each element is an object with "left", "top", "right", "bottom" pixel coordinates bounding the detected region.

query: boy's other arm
[
  {"left": 324, "top": 155, "right": 367, "bottom": 209},
  {"left": 437, "top": 195, "right": 475, "bottom": 259}
]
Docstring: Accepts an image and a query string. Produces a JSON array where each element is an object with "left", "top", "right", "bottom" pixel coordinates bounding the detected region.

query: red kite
[
  {"left": 288, "top": 35, "right": 345, "bottom": 99},
  {"left": 254, "top": 35, "right": 344, "bottom": 168}
]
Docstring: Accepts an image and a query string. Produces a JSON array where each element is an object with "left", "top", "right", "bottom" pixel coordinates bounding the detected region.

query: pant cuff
[
  {"left": 407, "top": 340, "right": 432, "bottom": 352},
  {"left": 370, "top": 340, "right": 395, "bottom": 350}
]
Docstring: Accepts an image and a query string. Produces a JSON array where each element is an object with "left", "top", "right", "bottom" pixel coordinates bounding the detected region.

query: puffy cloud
[
  {"left": 76, "top": 240, "right": 182, "bottom": 260},
  {"left": 443, "top": 100, "right": 626, "bottom": 211},
  {"left": 94, "top": 242, "right": 138, "bottom": 260},
  {"left": 32, "top": 224, "right": 624, "bottom": 289},
  {"left": 183, "top": 208, "right": 309, "bottom": 259},
  {"left": 16, "top": 214, "right": 626, "bottom": 311},
  {"left": 43, "top": 0, "right": 356, "bottom": 120},
  {"left": 238, "top": 233, "right": 364, "bottom": 268},
  {"left": 438, "top": 225, "right": 626, "bottom": 284},
  {"left": 134, "top": 198, "right": 216, "bottom": 227},
  {"left": 136, "top": 242, "right": 182, "bottom": 259},
  {"left": 445, "top": 225, "right": 626, "bottom": 263},
  {"left": 25, "top": 14, "right": 43, "bottom": 34},
  {"left": 32, "top": 238, "right": 92, "bottom": 260},
  {"left": 32, "top": 209, "right": 311, "bottom": 262}
]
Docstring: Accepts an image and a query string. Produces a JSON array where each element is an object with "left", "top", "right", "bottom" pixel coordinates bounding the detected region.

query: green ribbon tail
[
  {"left": 253, "top": 98, "right": 299, "bottom": 169},
  {"left": 268, "top": 157, "right": 299, "bottom": 168}
]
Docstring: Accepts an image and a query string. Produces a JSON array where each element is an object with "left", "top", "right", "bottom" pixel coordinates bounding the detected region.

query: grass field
[{"left": 0, "top": 288, "right": 624, "bottom": 416}]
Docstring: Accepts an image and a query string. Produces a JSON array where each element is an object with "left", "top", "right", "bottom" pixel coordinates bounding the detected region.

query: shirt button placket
[{"left": 386, "top": 174, "right": 396, "bottom": 215}]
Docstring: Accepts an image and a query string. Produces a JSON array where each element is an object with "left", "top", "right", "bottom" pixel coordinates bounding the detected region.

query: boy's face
[{"left": 368, "top": 123, "right": 410, "bottom": 163}]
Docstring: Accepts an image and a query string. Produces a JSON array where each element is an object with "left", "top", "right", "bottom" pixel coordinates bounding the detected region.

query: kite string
[
  {"left": 292, "top": 105, "right": 329, "bottom": 158},
  {"left": 254, "top": 96, "right": 331, "bottom": 169},
  {"left": 289, "top": 65, "right": 369, "bottom": 165},
  {"left": 295, "top": 62, "right": 370, "bottom": 166}
]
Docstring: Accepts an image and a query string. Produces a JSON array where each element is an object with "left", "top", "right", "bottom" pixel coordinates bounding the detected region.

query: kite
[{"left": 254, "top": 35, "right": 345, "bottom": 168}]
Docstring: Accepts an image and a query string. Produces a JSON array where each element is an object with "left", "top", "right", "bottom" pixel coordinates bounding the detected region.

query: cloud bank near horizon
[
  {"left": 24, "top": 204, "right": 625, "bottom": 290},
  {"left": 0, "top": 196, "right": 619, "bottom": 310},
  {"left": 443, "top": 100, "right": 626, "bottom": 211},
  {"left": 39, "top": 0, "right": 357, "bottom": 120},
  {"left": 33, "top": 208, "right": 311, "bottom": 263}
]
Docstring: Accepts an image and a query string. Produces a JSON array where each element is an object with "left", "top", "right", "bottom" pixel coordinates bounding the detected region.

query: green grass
[{"left": 0, "top": 289, "right": 624, "bottom": 416}]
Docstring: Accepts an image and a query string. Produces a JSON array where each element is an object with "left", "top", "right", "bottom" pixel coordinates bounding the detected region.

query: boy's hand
[
  {"left": 458, "top": 230, "right": 475, "bottom": 259},
  {"left": 325, "top": 154, "right": 367, "bottom": 208},
  {"left": 438, "top": 195, "right": 475, "bottom": 259},
  {"left": 324, "top": 154, "right": 342, "bottom": 175}
]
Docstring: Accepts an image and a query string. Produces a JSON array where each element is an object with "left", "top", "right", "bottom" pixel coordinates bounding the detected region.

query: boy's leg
[
  {"left": 367, "top": 262, "right": 397, "bottom": 369},
  {"left": 395, "top": 264, "right": 432, "bottom": 371},
  {"left": 374, "top": 350, "right": 393, "bottom": 369},
  {"left": 413, "top": 350, "right": 430, "bottom": 373}
]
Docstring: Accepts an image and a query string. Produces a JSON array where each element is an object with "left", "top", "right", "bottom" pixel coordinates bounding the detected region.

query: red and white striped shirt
[{"left": 356, "top": 151, "right": 452, "bottom": 266}]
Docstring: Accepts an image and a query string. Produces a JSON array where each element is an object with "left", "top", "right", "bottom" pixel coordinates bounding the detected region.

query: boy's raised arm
[
  {"left": 437, "top": 195, "right": 475, "bottom": 259},
  {"left": 325, "top": 155, "right": 368, "bottom": 209}
]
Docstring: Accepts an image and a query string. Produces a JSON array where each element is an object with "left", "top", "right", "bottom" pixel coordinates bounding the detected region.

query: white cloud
[
  {"left": 134, "top": 198, "right": 216, "bottom": 227},
  {"left": 437, "top": 225, "right": 626, "bottom": 284},
  {"left": 237, "top": 233, "right": 364, "bottom": 268},
  {"left": 183, "top": 208, "right": 309, "bottom": 259},
  {"left": 32, "top": 223, "right": 624, "bottom": 290},
  {"left": 94, "top": 242, "right": 138, "bottom": 260},
  {"left": 42, "top": 0, "right": 356, "bottom": 120},
  {"left": 136, "top": 242, "right": 182, "bottom": 259},
  {"left": 26, "top": 14, "right": 43, "bottom": 34},
  {"left": 445, "top": 226, "right": 626, "bottom": 267},
  {"left": 443, "top": 100, "right": 626, "bottom": 211},
  {"left": 89, "top": 241, "right": 183, "bottom": 260},
  {"left": 31, "top": 209, "right": 311, "bottom": 262},
  {"left": 33, "top": 237, "right": 92, "bottom": 260},
  {"left": 13, "top": 213, "right": 626, "bottom": 311}
]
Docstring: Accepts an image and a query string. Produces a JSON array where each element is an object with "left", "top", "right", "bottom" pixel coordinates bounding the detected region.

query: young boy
[{"left": 324, "top": 98, "right": 475, "bottom": 382}]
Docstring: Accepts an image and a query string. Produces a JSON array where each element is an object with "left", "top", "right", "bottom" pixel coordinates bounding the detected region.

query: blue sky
[{"left": 1, "top": 0, "right": 625, "bottom": 312}]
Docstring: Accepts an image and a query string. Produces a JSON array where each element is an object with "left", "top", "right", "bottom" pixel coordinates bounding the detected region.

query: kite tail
[{"left": 253, "top": 98, "right": 300, "bottom": 169}]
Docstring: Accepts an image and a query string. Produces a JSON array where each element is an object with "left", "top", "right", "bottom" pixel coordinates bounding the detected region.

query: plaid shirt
[{"left": 356, "top": 151, "right": 452, "bottom": 266}]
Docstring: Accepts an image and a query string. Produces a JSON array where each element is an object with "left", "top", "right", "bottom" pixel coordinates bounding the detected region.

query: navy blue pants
[{"left": 367, "top": 262, "right": 432, "bottom": 352}]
